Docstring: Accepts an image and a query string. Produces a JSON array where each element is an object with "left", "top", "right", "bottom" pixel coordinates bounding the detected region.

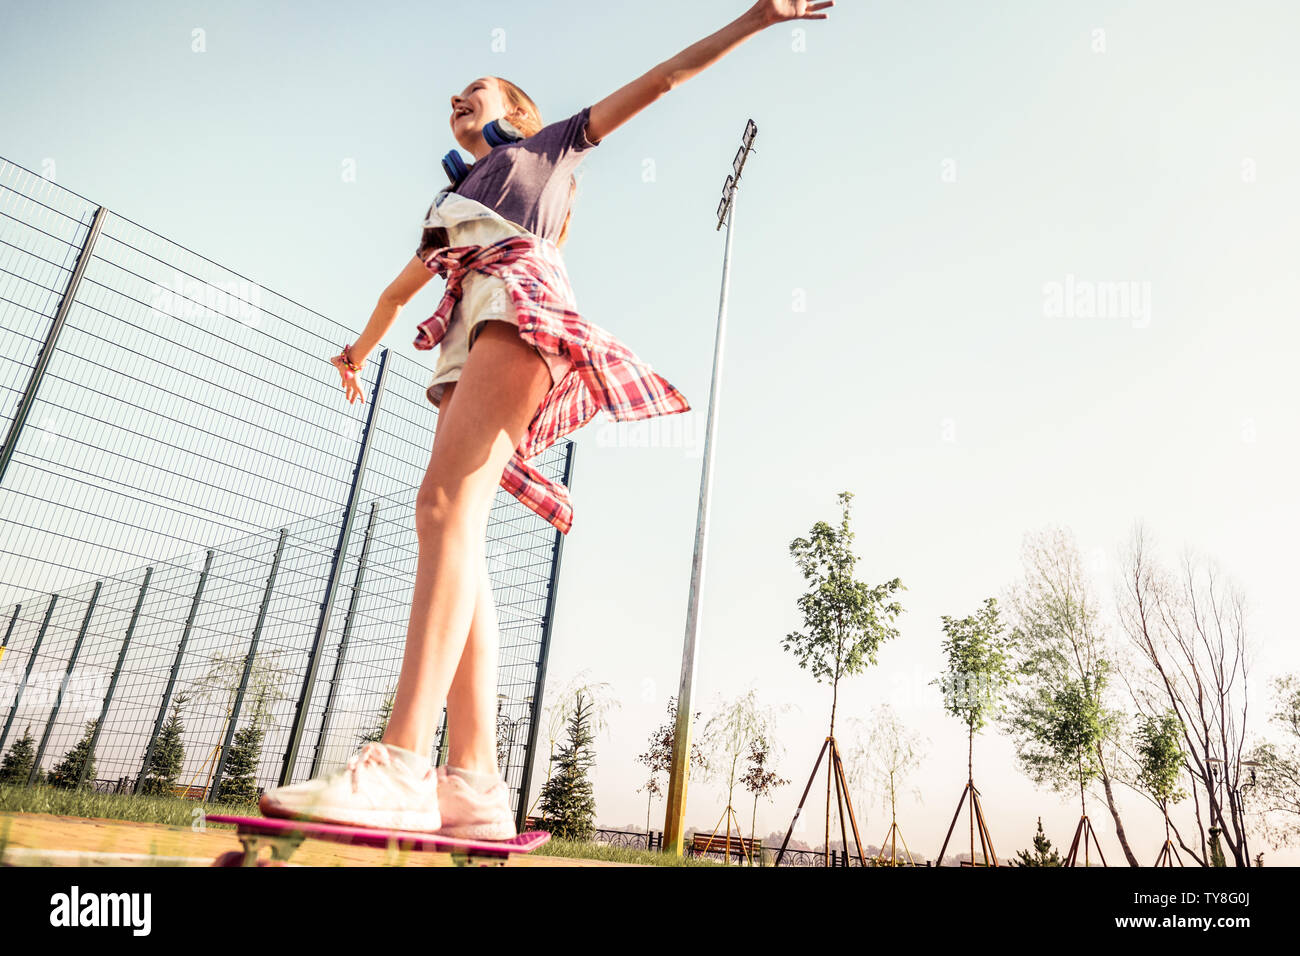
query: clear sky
[{"left": 3, "top": 0, "right": 1297, "bottom": 863}]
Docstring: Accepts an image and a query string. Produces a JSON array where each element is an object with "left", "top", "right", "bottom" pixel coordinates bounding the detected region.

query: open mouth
[{"left": 452, "top": 106, "right": 473, "bottom": 122}]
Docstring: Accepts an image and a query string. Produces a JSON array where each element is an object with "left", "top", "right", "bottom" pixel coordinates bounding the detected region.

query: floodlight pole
[{"left": 662, "top": 120, "right": 757, "bottom": 857}]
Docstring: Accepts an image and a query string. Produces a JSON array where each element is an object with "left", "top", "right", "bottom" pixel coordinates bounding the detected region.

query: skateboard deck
[{"left": 205, "top": 813, "right": 550, "bottom": 867}]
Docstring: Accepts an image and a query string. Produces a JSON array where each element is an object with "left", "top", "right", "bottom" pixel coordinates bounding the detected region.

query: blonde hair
[{"left": 492, "top": 76, "right": 577, "bottom": 248}]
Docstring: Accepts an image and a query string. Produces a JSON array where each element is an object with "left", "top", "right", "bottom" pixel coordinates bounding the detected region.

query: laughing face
[{"left": 449, "top": 76, "right": 516, "bottom": 158}]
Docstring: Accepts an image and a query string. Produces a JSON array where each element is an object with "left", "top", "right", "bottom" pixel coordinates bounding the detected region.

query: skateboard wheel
[{"left": 212, "top": 849, "right": 290, "bottom": 867}]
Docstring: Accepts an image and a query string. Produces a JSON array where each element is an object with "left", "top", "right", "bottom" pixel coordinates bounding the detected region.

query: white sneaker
[
  {"left": 434, "top": 765, "right": 517, "bottom": 841},
  {"left": 259, "top": 742, "right": 441, "bottom": 832}
]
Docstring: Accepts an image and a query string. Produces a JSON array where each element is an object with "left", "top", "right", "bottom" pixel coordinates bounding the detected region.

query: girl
[{"left": 260, "top": 0, "right": 833, "bottom": 839}]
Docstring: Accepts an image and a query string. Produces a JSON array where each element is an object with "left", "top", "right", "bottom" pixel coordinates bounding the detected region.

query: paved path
[{"left": 0, "top": 812, "right": 643, "bottom": 866}]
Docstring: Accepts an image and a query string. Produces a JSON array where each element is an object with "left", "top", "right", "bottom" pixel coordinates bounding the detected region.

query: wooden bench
[{"left": 690, "top": 831, "right": 763, "bottom": 863}]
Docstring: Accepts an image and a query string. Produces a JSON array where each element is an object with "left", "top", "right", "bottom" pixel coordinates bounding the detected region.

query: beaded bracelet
[{"left": 339, "top": 344, "right": 362, "bottom": 373}]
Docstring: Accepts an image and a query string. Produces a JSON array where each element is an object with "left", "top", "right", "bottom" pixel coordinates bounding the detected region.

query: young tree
[
  {"left": 1006, "top": 670, "right": 1113, "bottom": 864},
  {"left": 496, "top": 700, "right": 512, "bottom": 774},
  {"left": 864, "top": 703, "right": 926, "bottom": 865},
  {"left": 46, "top": 719, "right": 99, "bottom": 790},
  {"left": 634, "top": 772, "right": 665, "bottom": 845},
  {"left": 1248, "top": 674, "right": 1300, "bottom": 852},
  {"left": 1005, "top": 526, "right": 1139, "bottom": 866},
  {"left": 0, "top": 726, "right": 36, "bottom": 785},
  {"left": 739, "top": 736, "right": 789, "bottom": 856},
  {"left": 526, "top": 670, "right": 619, "bottom": 818},
  {"left": 934, "top": 596, "right": 1015, "bottom": 865},
  {"left": 1134, "top": 710, "right": 1188, "bottom": 860},
  {"left": 635, "top": 696, "right": 708, "bottom": 838},
  {"left": 839, "top": 717, "right": 876, "bottom": 836},
  {"left": 139, "top": 693, "right": 191, "bottom": 796},
  {"left": 538, "top": 691, "right": 598, "bottom": 841},
  {"left": 214, "top": 686, "right": 273, "bottom": 805},
  {"left": 193, "top": 648, "right": 289, "bottom": 721},
  {"left": 785, "top": 490, "right": 904, "bottom": 864},
  {"left": 696, "top": 689, "right": 787, "bottom": 862},
  {"left": 358, "top": 684, "right": 397, "bottom": 746},
  {"left": 1208, "top": 827, "right": 1228, "bottom": 867},
  {"left": 1013, "top": 817, "right": 1064, "bottom": 866},
  {"left": 192, "top": 648, "right": 288, "bottom": 788},
  {"left": 1117, "top": 521, "right": 1253, "bottom": 865},
  {"left": 215, "top": 722, "right": 264, "bottom": 805}
]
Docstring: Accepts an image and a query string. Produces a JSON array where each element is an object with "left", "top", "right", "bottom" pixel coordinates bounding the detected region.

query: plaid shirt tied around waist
[{"left": 415, "top": 234, "right": 691, "bottom": 534}]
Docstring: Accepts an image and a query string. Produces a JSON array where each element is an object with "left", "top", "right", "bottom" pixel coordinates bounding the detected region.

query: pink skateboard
[{"left": 205, "top": 813, "right": 550, "bottom": 867}]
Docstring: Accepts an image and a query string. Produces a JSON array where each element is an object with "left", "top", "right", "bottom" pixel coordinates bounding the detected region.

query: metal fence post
[
  {"left": 28, "top": 581, "right": 103, "bottom": 785},
  {"left": 1, "top": 603, "right": 18, "bottom": 657},
  {"left": 515, "top": 440, "right": 575, "bottom": 834},
  {"left": 77, "top": 568, "right": 152, "bottom": 790},
  {"left": 0, "top": 206, "right": 108, "bottom": 486},
  {"left": 435, "top": 709, "right": 449, "bottom": 766},
  {"left": 209, "top": 528, "right": 288, "bottom": 801},
  {"left": 279, "top": 348, "right": 390, "bottom": 786},
  {"left": 310, "top": 500, "right": 378, "bottom": 778},
  {"left": 0, "top": 594, "right": 58, "bottom": 754},
  {"left": 136, "top": 551, "right": 213, "bottom": 794}
]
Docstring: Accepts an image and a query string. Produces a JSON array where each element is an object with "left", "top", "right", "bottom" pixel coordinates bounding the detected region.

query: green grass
[
  {"left": 0, "top": 781, "right": 259, "bottom": 827},
  {"left": 525, "top": 834, "right": 729, "bottom": 867},
  {"left": 0, "top": 783, "right": 740, "bottom": 866}
]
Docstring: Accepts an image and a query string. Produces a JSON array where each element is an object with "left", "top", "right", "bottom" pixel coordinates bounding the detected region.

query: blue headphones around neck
[{"left": 442, "top": 117, "right": 523, "bottom": 186}]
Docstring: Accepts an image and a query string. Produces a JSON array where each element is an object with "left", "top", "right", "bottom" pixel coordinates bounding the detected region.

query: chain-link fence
[{"left": 0, "top": 157, "right": 571, "bottom": 831}]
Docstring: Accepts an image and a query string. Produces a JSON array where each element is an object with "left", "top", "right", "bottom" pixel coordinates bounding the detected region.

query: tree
[
  {"left": 538, "top": 691, "right": 597, "bottom": 841},
  {"left": 1117, "top": 521, "right": 1253, "bottom": 865},
  {"left": 934, "top": 596, "right": 1015, "bottom": 865},
  {"left": 635, "top": 696, "right": 708, "bottom": 838},
  {"left": 214, "top": 686, "right": 273, "bottom": 805},
  {"left": 1208, "top": 828, "right": 1228, "bottom": 867},
  {"left": 1134, "top": 710, "right": 1187, "bottom": 860},
  {"left": 139, "top": 693, "right": 191, "bottom": 796},
  {"left": 1005, "top": 669, "right": 1113, "bottom": 856},
  {"left": 192, "top": 648, "right": 289, "bottom": 722},
  {"left": 785, "top": 490, "right": 904, "bottom": 864},
  {"left": 0, "top": 726, "right": 36, "bottom": 785},
  {"left": 192, "top": 649, "right": 285, "bottom": 801},
  {"left": 358, "top": 684, "right": 397, "bottom": 746},
  {"left": 46, "top": 719, "right": 98, "bottom": 790},
  {"left": 839, "top": 718, "right": 877, "bottom": 837},
  {"left": 1013, "top": 817, "right": 1063, "bottom": 866},
  {"left": 1005, "top": 526, "right": 1139, "bottom": 866},
  {"left": 739, "top": 736, "right": 789, "bottom": 858},
  {"left": 863, "top": 703, "right": 926, "bottom": 865},
  {"left": 1248, "top": 674, "right": 1300, "bottom": 851},
  {"left": 526, "top": 670, "right": 619, "bottom": 819},
  {"left": 215, "top": 722, "right": 265, "bottom": 805},
  {"left": 696, "top": 689, "right": 788, "bottom": 863}
]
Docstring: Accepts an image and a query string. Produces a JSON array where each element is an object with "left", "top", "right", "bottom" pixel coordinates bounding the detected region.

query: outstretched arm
[
  {"left": 586, "top": 1, "right": 834, "bottom": 144},
  {"left": 330, "top": 255, "right": 436, "bottom": 404}
]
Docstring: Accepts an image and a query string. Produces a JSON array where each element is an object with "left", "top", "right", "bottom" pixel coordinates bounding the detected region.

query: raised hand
[{"left": 751, "top": 0, "right": 834, "bottom": 27}]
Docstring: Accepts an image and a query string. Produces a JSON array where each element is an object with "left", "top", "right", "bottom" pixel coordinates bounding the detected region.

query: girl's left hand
[
  {"left": 751, "top": 0, "right": 834, "bottom": 27},
  {"left": 330, "top": 353, "right": 367, "bottom": 405}
]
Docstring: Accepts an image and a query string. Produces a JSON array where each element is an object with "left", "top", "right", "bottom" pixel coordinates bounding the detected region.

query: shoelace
[
  {"left": 346, "top": 742, "right": 395, "bottom": 794},
  {"left": 345, "top": 742, "right": 434, "bottom": 795}
]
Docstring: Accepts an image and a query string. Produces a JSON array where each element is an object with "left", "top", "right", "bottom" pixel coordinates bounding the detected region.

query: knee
[{"left": 414, "top": 482, "right": 486, "bottom": 539}]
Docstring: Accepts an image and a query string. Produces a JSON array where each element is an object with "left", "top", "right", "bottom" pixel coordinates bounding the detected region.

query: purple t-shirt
[{"left": 430, "top": 105, "right": 601, "bottom": 247}]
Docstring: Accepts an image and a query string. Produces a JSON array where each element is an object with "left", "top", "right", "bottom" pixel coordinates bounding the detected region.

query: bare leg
[
  {"left": 421, "top": 381, "right": 504, "bottom": 776},
  {"left": 443, "top": 532, "right": 502, "bottom": 775},
  {"left": 382, "top": 321, "right": 552, "bottom": 760}
]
